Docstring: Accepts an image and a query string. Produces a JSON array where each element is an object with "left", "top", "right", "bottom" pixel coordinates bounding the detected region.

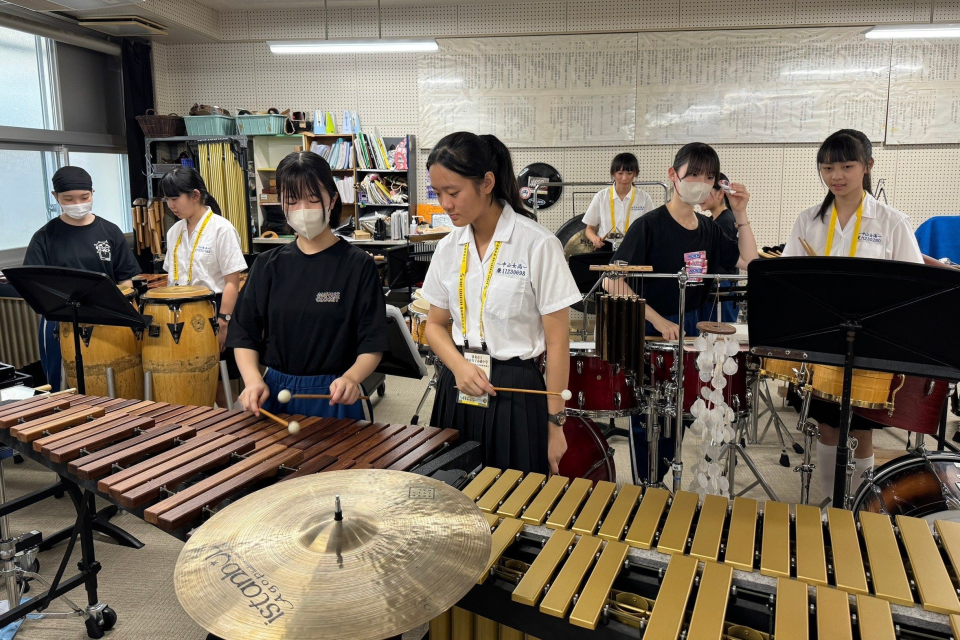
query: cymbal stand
[{"left": 793, "top": 365, "right": 819, "bottom": 505}]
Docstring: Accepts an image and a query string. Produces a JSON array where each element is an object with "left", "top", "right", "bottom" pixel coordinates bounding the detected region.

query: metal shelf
[{"left": 356, "top": 168, "right": 408, "bottom": 173}]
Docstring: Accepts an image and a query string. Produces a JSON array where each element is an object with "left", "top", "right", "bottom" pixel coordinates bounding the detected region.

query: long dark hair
[
  {"left": 815, "top": 130, "right": 873, "bottom": 221},
  {"left": 426, "top": 132, "right": 531, "bottom": 219},
  {"left": 275, "top": 151, "right": 343, "bottom": 228},
  {"left": 610, "top": 153, "right": 639, "bottom": 175},
  {"left": 159, "top": 166, "right": 222, "bottom": 215},
  {"left": 673, "top": 143, "right": 720, "bottom": 182}
]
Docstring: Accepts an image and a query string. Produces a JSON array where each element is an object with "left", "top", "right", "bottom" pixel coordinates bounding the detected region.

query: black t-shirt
[
  {"left": 23, "top": 217, "right": 140, "bottom": 283},
  {"left": 611, "top": 205, "right": 740, "bottom": 313},
  {"left": 712, "top": 209, "right": 739, "bottom": 275},
  {"left": 227, "top": 239, "right": 389, "bottom": 376}
]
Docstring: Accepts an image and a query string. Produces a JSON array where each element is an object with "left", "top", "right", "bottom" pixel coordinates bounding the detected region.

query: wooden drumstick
[
  {"left": 258, "top": 408, "right": 301, "bottom": 435},
  {"left": 456, "top": 386, "right": 572, "bottom": 400},
  {"left": 32, "top": 384, "right": 52, "bottom": 393},
  {"left": 799, "top": 237, "right": 818, "bottom": 257},
  {"left": 276, "top": 390, "right": 370, "bottom": 402}
]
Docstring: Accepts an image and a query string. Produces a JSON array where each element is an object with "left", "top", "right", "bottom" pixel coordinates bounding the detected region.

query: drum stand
[
  {"left": 794, "top": 367, "right": 819, "bottom": 505},
  {"left": 719, "top": 412, "right": 781, "bottom": 501},
  {"left": 747, "top": 366, "right": 803, "bottom": 467},
  {"left": 411, "top": 354, "right": 440, "bottom": 426}
]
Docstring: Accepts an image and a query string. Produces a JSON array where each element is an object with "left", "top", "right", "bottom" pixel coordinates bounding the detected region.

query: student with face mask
[
  {"left": 160, "top": 167, "right": 247, "bottom": 408},
  {"left": 24, "top": 165, "right": 140, "bottom": 390},
  {"left": 228, "top": 151, "right": 387, "bottom": 420},
  {"left": 582, "top": 153, "right": 655, "bottom": 251},
  {"left": 421, "top": 132, "right": 581, "bottom": 475}
]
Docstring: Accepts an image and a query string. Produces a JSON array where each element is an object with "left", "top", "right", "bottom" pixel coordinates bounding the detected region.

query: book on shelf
[
  {"left": 334, "top": 176, "right": 355, "bottom": 204},
  {"left": 355, "top": 129, "right": 402, "bottom": 171},
  {"left": 309, "top": 139, "right": 354, "bottom": 170}
]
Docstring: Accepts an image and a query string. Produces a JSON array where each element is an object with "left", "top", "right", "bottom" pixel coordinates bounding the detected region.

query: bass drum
[
  {"left": 852, "top": 452, "right": 960, "bottom": 524},
  {"left": 558, "top": 416, "right": 616, "bottom": 484}
]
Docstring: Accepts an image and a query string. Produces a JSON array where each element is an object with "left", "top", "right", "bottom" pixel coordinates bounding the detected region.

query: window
[
  {"left": 0, "top": 150, "right": 57, "bottom": 251},
  {"left": 0, "top": 25, "right": 58, "bottom": 130},
  {"left": 68, "top": 152, "right": 132, "bottom": 233}
]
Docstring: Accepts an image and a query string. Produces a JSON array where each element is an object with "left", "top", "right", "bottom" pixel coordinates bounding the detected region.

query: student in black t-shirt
[
  {"left": 228, "top": 152, "right": 387, "bottom": 420},
  {"left": 607, "top": 144, "right": 758, "bottom": 483},
  {"left": 23, "top": 166, "right": 140, "bottom": 391},
  {"left": 699, "top": 171, "right": 739, "bottom": 322}
]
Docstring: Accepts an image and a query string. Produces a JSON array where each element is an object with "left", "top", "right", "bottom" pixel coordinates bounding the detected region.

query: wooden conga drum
[
  {"left": 141, "top": 285, "right": 219, "bottom": 407},
  {"left": 59, "top": 285, "right": 143, "bottom": 399},
  {"left": 811, "top": 365, "right": 894, "bottom": 409}
]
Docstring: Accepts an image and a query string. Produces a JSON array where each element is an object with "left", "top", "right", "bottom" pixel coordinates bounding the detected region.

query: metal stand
[
  {"left": 793, "top": 366, "right": 818, "bottom": 505},
  {"left": 750, "top": 374, "right": 803, "bottom": 465},
  {"left": 218, "top": 360, "right": 234, "bottom": 410},
  {"left": 412, "top": 354, "right": 440, "bottom": 426},
  {"left": 719, "top": 412, "right": 780, "bottom": 501}
]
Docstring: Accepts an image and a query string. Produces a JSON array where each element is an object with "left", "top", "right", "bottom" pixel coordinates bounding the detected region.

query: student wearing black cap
[{"left": 23, "top": 165, "right": 140, "bottom": 390}]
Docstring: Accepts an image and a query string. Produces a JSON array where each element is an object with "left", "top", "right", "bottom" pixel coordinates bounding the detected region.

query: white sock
[
  {"left": 817, "top": 443, "right": 837, "bottom": 505},
  {"left": 853, "top": 455, "right": 875, "bottom": 494}
]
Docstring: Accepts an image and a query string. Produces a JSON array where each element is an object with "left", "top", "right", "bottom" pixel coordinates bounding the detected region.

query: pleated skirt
[{"left": 431, "top": 357, "right": 549, "bottom": 474}]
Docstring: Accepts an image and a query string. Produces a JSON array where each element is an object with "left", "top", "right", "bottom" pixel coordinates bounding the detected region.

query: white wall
[{"left": 150, "top": 0, "right": 960, "bottom": 244}]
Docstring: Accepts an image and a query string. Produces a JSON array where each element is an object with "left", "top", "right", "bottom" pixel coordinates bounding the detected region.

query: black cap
[{"left": 52, "top": 166, "right": 93, "bottom": 193}]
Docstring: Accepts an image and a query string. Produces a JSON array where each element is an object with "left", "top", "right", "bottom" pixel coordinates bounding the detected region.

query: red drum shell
[
  {"left": 558, "top": 416, "right": 616, "bottom": 485},
  {"left": 853, "top": 376, "right": 948, "bottom": 434},
  {"left": 647, "top": 343, "right": 749, "bottom": 414},
  {"left": 566, "top": 353, "right": 639, "bottom": 416}
]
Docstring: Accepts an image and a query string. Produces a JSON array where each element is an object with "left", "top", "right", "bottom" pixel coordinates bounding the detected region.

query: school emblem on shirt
[
  {"left": 191, "top": 314, "right": 206, "bottom": 333},
  {"left": 316, "top": 292, "right": 341, "bottom": 303},
  {"left": 94, "top": 240, "right": 111, "bottom": 262},
  {"left": 495, "top": 261, "right": 527, "bottom": 279}
]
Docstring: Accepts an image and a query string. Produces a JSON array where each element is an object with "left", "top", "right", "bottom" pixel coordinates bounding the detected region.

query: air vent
[{"left": 77, "top": 15, "right": 167, "bottom": 36}]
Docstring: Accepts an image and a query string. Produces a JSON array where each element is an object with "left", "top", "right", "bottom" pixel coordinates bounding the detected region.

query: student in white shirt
[
  {"left": 781, "top": 129, "right": 923, "bottom": 502},
  {"left": 583, "top": 153, "right": 654, "bottom": 250},
  {"left": 160, "top": 167, "right": 247, "bottom": 407},
  {"left": 422, "top": 132, "right": 582, "bottom": 474}
]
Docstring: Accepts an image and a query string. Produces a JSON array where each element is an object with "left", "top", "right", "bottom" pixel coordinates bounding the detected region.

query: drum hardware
[
  {"left": 794, "top": 365, "right": 820, "bottom": 506},
  {"left": 718, "top": 410, "right": 781, "bottom": 502},
  {"left": 750, "top": 372, "right": 803, "bottom": 466}
]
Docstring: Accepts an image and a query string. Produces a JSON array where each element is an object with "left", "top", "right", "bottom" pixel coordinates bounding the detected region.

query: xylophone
[
  {"left": 0, "top": 392, "right": 469, "bottom": 539},
  {"left": 441, "top": 466, "right": 960, "bottom": 640}
]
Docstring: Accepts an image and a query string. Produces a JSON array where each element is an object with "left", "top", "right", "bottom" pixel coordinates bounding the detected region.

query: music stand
[
  {"left": 2, "top": 267, "right": 150, "bottom": 395},
  {"left": 748, "top": 257, "right": 960, "bottom": 506}
]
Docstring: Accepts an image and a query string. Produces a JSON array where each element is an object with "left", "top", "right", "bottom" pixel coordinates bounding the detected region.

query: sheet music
[
  {"left": 418, "top": 34, "right": 637, "bottom": 147},
  {"left": 886, "top": 42, "right": 960, "bottom": 144}
]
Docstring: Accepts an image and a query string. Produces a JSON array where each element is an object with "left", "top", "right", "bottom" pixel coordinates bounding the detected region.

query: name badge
[{"left": 457, "top": 349, "right": 492, "bottom": 408}]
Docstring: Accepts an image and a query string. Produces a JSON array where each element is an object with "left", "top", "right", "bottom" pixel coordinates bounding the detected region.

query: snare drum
[
  {"left": 811, "top": 365, "right": 900, "bottom": 410},
  {"left": 647, "top": 341, "right": 749, "bottom": 414},
  {"left": 567, "top": 345, "right": 639, "bottom": 417},
  {"left": 853, "top": 452, "right": 960, "bottom": 523}
]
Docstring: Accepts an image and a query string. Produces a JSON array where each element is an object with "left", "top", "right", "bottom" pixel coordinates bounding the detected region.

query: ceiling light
[
  {"left": 268, "top": 39, "right": 438, "bottom": 54},
  {"left": 865, "top": 24, "right": 960, "bottom": 39}
]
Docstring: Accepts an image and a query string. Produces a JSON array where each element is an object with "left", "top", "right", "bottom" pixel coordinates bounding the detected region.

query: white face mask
[
  {"left": 60, "top": 201, "right": 93, "bottom": 219},
  {"left": 286, "top": 207, "right": 330, "bottom": 240},
  {"left": 674, "top": 178, "right": 713, "bottom": 206}
]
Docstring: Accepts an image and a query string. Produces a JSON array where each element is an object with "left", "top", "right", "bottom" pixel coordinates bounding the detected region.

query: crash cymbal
[
  {"left": 174, "top": 470, "right": 491, "bottom": 640},
  {"left": 563, "top": 229, "right": 597, "bottom": 259}
]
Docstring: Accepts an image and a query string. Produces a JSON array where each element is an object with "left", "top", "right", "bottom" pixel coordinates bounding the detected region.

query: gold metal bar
[
  {"left": 795, "top": 504, "right": 827, "bottom": 586},
  {"left": 686, "top": 560, "right": 733, "bottom": 640},
  {"left": 625, "top": 487, "right": 669, "bottom": 549},
  {"left": 724, "top": 497, "right": 757, "bottom": 571},
  {"left": 540, "top": 535, "right": 602, "bottom": 618},
  {"left": 474, "top": 615, "right": 499, "bottom": 640},
  {"left": 477, "top": 469, "right": 524, "bottom": 513},
  {"left": 657, "top": 490, "right": 698, "bottom": 555},
  {"left": 479, "top": 517, "right": 524, "bottom": 585},
  {"left": 570, "top": 540, "right": 629, "bottom": 630},
  {"left": 497, "top": 472, "right": 546, "bottom": 519},
  {"left": 856, "top": 594, "right": 896, "bottom": 640},
  {"left": 816, "top": 586, "right": 852, "bottom": 640},
  {"left": 463, "top": 467, "right": 501, "bottom": 502},
  {"left": 935, "top": 520, "right": 960, "bottom": 591},
  {"left": 571, "top": 480, "right": 616, "bottom": 536},
  {"left": 826, "top": 508, "right": 868, "bottom": 595},
  {"left": 897, "top": 514, "right": 960, "bottom": 614},
  {"left": 860, "top": 511, "right": 913, "bottom": 606},
  {"left": 644, "top": 554, "right": 698, "bottom": 640},
  {"left": 545, "top": 477, "right": 592, "bottom": 530},
  {"left": 512, "top": 529, "right": 576, "bottom": 606},
  {"left": 451, "top": 607, "right": 475, "bottom": 640},
  {"left": 430, "top": 610, "right": 452, "bottom": 640},
  {"left": 775, "top": 577, "right": 809, "bottom": 640},
  {"left": 484, "top": 513, "right": 500, "bottom": 529},
  {"left": 499, "top": 626, "right": 524, "bottom": 640},
  {"left": 597, "top": 483, "right": 642, "bottom": 542},
  {"left": 521, "top": 475, "right": 568, "bottom": 525},
  {"left": 760, "top": 501, "right": 790, "bottom": 578},
  {"left": 689, "top": 494, "right": 727, "bottom": 562},
  {"left": 951, "top": 614, "right": 960, "bottom": 640}
]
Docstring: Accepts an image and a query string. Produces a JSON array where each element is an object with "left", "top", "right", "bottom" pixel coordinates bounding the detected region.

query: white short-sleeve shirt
[
  {"left": 420, "top": 203, "right": 582, "bottom": 361},
  {"left": 582, "top": 186, "right": 655, "bottom": 238},
  {"left": 782, "top": 193, "right": 923, "bottom": 264},
  {"left": 163, "top": 209, "right": 247, "bottom": 293}
]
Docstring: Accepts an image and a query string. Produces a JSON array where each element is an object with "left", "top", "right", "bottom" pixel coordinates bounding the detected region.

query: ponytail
[
  {"left": 815, "top": 130, "right": 873, "bottom": 222},
  {"left": 426, "top": 132, "right": 533, "bottom": 220}
]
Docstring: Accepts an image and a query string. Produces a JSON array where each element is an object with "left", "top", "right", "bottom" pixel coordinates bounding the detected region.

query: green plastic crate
[
  {"left": 183, "top": 115, "right": 236, "bottom": 136},
  {"left": 236, "top": 114, "right": 290, "bottom": 135}
]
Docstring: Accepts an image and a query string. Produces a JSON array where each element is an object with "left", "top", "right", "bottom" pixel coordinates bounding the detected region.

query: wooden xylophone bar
[
  {"left": 0, "top": 393, "right": 463, "bottom": 538},
  {"left": 452, "top": 467, "right": 960, "bottom": 639}
]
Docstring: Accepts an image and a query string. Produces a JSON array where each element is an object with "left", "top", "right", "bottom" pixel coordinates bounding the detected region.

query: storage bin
[
  {"left": 136, "top": 110, "right": 186, "bottom": 138},
  {"left": 236, "top": 114, "right": 291, "bottom": 135},
  {"left": 183, "top": 115, "right": 236, "bottom": 136}
]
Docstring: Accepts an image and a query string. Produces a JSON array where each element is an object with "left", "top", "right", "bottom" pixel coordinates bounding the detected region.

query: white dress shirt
[
  {"left": 421, "top": 203, "right": 581, "bottom": 361},
  {"left": 163, "top": 208, "right": 247, "bottom": 293},
  {"left": 582, "top": 186, "right": 655, "bottom": 238}
]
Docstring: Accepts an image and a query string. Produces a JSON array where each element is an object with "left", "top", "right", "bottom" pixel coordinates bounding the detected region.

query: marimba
[
  {"left": 0, "top": 393, "right": 469, "bottom": 538},
  {"left": 446, "top": 467, "right": 960, "bottom": 639}
]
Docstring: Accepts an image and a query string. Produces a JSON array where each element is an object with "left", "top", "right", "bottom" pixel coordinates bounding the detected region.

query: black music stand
[
  {"left": 3, "top": 267, "right": 150, "bottom": 395},
  {"left": 748, "top": 257, "right": 960, "bottom": 506}
]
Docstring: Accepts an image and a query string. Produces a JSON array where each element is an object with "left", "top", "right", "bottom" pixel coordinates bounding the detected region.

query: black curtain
[{"left": 120, "top": 39, "right": 155, "bottom": 270}]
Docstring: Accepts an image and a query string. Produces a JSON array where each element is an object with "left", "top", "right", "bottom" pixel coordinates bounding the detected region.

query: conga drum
[
  {"left": 59, "top": 285, "right": 143, "bottom": 399},
  {"left": 141, "top": 285, "right": 219, "bottom": 407}
]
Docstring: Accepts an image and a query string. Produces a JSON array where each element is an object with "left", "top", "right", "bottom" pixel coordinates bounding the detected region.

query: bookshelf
[
  {"left": 354, "top": 135, "right": 417, "bottom": 228},
  {"left": 251, "top": 134, "right": 303, "bottom": 245},
  {"left": 301, "top": 132, "right": 357, "bottom": 223}
]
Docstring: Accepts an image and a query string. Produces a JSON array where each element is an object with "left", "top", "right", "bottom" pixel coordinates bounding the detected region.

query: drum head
[
  {"left": 853, "top": 452, "right": 960, "bottom": 519},
  {"left": 518, "top": 163, "right": 562, "bottom": 212},
  {"left": 144, "top": 285, "right": 214, "bottom": 300}
]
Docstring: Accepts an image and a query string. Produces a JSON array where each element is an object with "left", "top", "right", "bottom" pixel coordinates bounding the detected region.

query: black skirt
[{"left": 431, "top": 357, "right": 549, "bottom": 474}]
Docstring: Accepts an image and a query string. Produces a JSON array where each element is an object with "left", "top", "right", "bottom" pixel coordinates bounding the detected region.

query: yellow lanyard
[
  {"left": 458, "top": 240, "right": 502, "bottom": 348},
  {"left": 172, "top": 210, "right": 214, "bottom": 285},
  {"left": 609, "top": 186, "right": 636, "bottom": 234},
  {"left": 824, "top": 195, "right": 865, "bottom": 257}
]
